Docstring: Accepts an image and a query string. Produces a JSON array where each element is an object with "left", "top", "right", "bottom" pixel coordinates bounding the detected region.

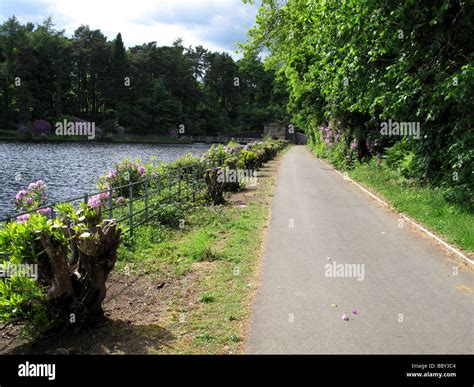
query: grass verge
[
  {"left": 108, "top": 149, "right": 286, "bottom": 354},
  {"left": 345, "top": 160, "right": 473, "bottom": 254}
]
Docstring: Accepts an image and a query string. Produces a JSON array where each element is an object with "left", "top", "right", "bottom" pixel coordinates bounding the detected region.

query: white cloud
[{"left": 1, "top": 0, "right": 258, "bottom": 55}]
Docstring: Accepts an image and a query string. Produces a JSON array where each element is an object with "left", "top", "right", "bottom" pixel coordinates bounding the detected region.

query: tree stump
[
  {"left": 35, "top": 215, "right": 121, "bottom": 327},
  {"left": 204, "top": 168, "right": 226, "bottom": 205}
]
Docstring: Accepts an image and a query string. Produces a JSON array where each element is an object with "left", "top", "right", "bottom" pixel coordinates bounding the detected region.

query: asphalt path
[{"left": 246, "top": 146, "right": 474, "bottom": 354}]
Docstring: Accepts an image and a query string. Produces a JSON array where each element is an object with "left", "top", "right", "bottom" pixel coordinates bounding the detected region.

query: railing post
[
  {"left": 192, "top": 166, "right": 196, "bottom": 202},
  {"left": 84, "top": 193, "right": 88, "bottom": 205},
  {"left": 129, "top": 184, "right": 133, "bottom": 239},
  {"left": 108, "top": 187, "right": 113, "bottom": 219},
  {"left": 187, "top": 167, "right": 192, "bottom": 202},
  {"left": 157, "top": 174, "right": 161, "bottom": 197},
  {"left": 169, "top": 173, "right": 173, "bottom": 204},
  {"left": 145, "top": 179, "right": 149, "bottom": 221},
  {"left": 178, "top": 170, "right": 181, "bottom": 205}
]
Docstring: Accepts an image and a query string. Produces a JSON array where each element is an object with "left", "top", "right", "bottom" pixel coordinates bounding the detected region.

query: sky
[{"left": 0, "top": 0, "right": 260, "bottom": 56}]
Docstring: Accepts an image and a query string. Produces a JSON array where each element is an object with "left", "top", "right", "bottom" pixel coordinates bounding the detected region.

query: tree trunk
[
  {"left": 36, "top": 216, "right": 121, "bottom": 327},
  {"left": 204, "top": 168, "right": 226, "bottom": 205}
]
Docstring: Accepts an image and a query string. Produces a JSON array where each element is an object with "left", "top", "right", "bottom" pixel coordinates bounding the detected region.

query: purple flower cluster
[
  {"left": 104, "top": 162, "right": 147, "bottom": 187},
  {"left": 15, "top": 180, "right": 51, "bottom": 223},
  {"left": 37, "top": 207, "right": 52, "bottom": 216},
  {"left": 318, "top": 125, "right": 340, "bottom": 147},
  {"left": 100, "top": 161, "right": 149, "bottom": 198},
  {"left": 88, "top": 191, "right": 110, "bottom": 209},
  {"left": 350, "top": 139, "right": 359, "bottom": 150},
  {"left": 168, "top": 128, "right": 179, "bottom": 138},
  {"left": 16, "top": 214, "right": 31, "bottom": 224},
  {"left": 244, "top": 141, "right": 264, "bottom": 151},
  {"left": 15, "top": 181, "right": 47, "bottom": 208},
  {"left": 32, "top": 119, "right": 52, "bottom": 136},
  {"left": 223, "top": 145, "right": 243, "bottom": 155},
  {"left": 366, "top": 141, "right": 374, "bottom": 155}
]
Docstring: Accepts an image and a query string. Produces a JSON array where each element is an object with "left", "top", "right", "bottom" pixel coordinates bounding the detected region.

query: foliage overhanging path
[{"left": 247, "top": 146, "right": 473, "bottom": 354}]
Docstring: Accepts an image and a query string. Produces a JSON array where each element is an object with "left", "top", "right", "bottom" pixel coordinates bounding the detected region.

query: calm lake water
[{"left": 0, "top": 142, "right": 210, "bottom": 218}]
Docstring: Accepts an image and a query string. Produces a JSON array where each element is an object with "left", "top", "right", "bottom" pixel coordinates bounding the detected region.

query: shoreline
[{"left": 0, "top": 135, "right": 192, "bottom": 145}]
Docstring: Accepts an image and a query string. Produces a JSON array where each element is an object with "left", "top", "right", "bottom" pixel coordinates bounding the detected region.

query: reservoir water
[{"left": 0, "top": 141, "right": 210, "bottom": 217}]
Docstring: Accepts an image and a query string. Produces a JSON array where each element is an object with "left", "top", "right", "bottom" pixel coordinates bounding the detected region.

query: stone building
[{"left": 263, "top": 121, "right": 287, "bottom": 139}]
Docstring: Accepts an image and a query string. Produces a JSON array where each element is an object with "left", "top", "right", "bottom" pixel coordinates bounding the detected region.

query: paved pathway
[{"left": 247, "top": 146, "right": 474, "bottom": 354}]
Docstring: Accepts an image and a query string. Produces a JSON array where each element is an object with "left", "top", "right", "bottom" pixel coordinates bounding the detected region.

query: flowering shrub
[
  {"left": 202, "top": 139, "right": 287, "bottom": 168},
  {"left": 166, "top": 153, "right": 200, "bottom": 171},
  {"left": 237, "top": 149, "right": 258, "bottom": 170},
  {"left": 14, "top": 180, "right": 51, "bottom": 223},
  {"left": 98, "top": 160, "right": 149, "bottom": 197},
  {"left": 366, "top": 141, "right": 374, "bottom": 155},
  {"left": 201, "top": 144, "right": 228, "bottom": 165},
  {"left": 0, "top": 203, "right": 122, "bottom": 337},
  {"left": 160, "top": 154, "right": 201, "bottom": 183},
  {"left": 88, "top": 191, "right": 110, "bottom": 209},
  {"left": 168, "top": 127, "right": 179, "bottom": 137},
  {"left": 32, "top": 119, "right": 52, "bottom": 137},
  {"left": 223, "top": 139, "right": 243, "bottom": 156},
  {"left": 203, "top": 138, "right": 288, "bottom": 204},
  {"left": 319, "top": 125, "right": 344, "bottom": 148},
  {"left": 244, "top": 139, "right": 284, "bottom": 167},
  {"left": 15, "top": 181, "right": 47, "bottom": 211}
]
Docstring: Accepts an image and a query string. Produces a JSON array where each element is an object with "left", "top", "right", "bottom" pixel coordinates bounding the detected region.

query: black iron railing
[{"left": 1, "top": 157, "right": 225, "bottom": 238}]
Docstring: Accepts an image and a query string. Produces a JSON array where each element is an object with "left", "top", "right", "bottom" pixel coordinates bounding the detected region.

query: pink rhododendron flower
[
  {"left": 15, "top": 190, "right": 27, "bottom": 200},
  {"left": 16, "top": 214, "right": 31, "bottom": 224},
  {"left": 15, "top": 180, "right": 48, "bottom": 215},
  {"left": 37, "top": 207, "right": 52, "bottom": 216},
  {"left": 88, "top": 192, "right": 110, "bottom": 209},
  {"left": 88, "top": 196, "right": 102, "bottom": 208}
]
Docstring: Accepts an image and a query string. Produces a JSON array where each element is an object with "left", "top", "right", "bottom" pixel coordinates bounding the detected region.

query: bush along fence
[
  {"left": 0, "top": 138, "right": 288, "bottom": 338},
  {"left": 6, "top": 157, "right": 225, "bottom": 239}
]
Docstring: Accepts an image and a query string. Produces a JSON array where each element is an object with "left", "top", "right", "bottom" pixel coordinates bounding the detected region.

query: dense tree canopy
[
  {"left": 0, "top": 16, "right": 288, "bottom": 136},
  {"left": 242, "top": 0, "right": 473, "bottom": 208}
]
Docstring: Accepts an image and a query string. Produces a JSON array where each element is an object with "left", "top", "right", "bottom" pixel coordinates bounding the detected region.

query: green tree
[{"left": 242, "top": 0, "right": 473, "bottom": 207}]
